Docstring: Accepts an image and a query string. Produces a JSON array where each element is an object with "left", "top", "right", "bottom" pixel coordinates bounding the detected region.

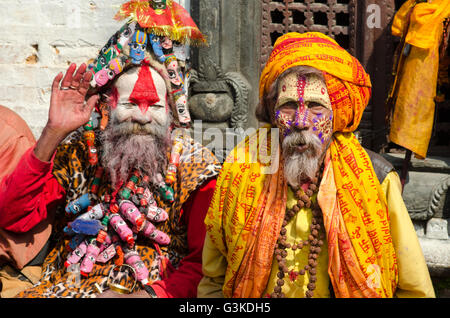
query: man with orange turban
[{"left": 198, "top": 32, "right": 434, "bottom": 298}]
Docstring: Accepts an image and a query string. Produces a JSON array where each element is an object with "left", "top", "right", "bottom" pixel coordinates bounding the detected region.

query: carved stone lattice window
[{"left": 261, "top": 0, "right": 356, "bottom": 69}]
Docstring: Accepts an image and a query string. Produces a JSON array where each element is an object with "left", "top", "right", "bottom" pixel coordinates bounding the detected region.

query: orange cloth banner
[{"left": 320, "top": 133, "right": 398, "bottom": 297}]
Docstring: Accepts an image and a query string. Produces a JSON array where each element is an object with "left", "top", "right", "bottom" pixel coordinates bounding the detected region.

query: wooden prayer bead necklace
[{"left": 271, "top": 165, "right": 325, "bottom": 299}]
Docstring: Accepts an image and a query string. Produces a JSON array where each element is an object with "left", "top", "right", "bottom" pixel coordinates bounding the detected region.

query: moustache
[
  {"left": 111, "top": 120, "right": 167, "bottom": 138},
  {"left": 282, "top": 131, "right": 322, "bottom": 158},
  {"left": 282, "top": 130, "right": 322, "bottom": 157}
]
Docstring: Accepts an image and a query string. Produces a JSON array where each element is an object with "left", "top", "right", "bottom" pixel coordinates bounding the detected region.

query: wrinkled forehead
[
  {"left": 277, "top": 72, "right": 332, "bottom": 110},
  {"left": 115, "top": 66, "right": 167, "bottom": 104}
]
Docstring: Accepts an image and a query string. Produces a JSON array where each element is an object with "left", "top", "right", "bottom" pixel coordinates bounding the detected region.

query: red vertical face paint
[
  {"left": 129, "top": 64, "right": 161, "bottom": 114},
  {"left": 296, "top": 74, "right": 306, "bottom": 112}
]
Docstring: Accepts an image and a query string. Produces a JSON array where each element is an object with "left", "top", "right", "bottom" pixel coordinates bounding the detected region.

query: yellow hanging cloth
[{"left": 389, "top": 0, "right": 450, "bottom": 159}]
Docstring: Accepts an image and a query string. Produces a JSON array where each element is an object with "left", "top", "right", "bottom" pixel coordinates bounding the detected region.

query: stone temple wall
[
  {"left": 0, "top": 0, "right": 188, "bottom": 139},
  {"left": 0, "top": 0, "right": 125, "bottom": 138}
]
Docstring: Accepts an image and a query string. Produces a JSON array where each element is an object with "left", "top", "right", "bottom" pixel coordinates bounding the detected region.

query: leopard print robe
[{"left": 16, "top": 129, "right": 221, "bottom": 298}]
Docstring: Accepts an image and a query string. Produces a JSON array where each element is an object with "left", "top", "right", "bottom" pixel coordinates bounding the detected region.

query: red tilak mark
[
  {"left": 129, "top": 64, "right": 161, "bottom": 114},
  {"left": 297, "top": 74, "right": 306, "bottom": 112}
]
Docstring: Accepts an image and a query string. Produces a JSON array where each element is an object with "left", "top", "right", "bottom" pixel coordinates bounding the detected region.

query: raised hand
[
  {"left": 47, "top": 63, "right": 99, "bottom": 137},
  {"left": 34, "top": 63, "right": 99, "bottom": 162}
]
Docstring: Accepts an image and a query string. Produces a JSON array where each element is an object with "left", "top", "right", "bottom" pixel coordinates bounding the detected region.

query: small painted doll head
[
  {"left": 173, "top": 90, "right": 191, "bottom": 126},
  {"left": 94, "top": 56, "right": 127, "bottom": 87},
  {"left": 117, "top": 22, "right": 137, "bottom": 49},
  {"left": 91, "top": 36, "right": 117, "bottom": 73},
  {"left": 151, "top": 0, "right": 167, "bottom": 10},
  {"left": 173, "top": 41, "right": 187, "bottom": 62},
  {"left": 129, "top": 29, "right": 148, "bottom": 65},
  {"left": 160, "top": 37, "right": 173, "bottom": 50},
  {"left": 164, "top": 54, "right": 182, "bottom": 87},
  {"left": 149, "top": 34, "right": 165, "bottom": 62}
]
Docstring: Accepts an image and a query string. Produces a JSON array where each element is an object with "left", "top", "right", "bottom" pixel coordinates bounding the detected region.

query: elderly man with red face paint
[{"left": 0, "top": 1, "right": 219, "bottom": 298}]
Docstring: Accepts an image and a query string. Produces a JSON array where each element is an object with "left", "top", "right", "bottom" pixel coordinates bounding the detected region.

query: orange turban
[{"left": 259, "top": 32, "right": 372, "bottom": 132}]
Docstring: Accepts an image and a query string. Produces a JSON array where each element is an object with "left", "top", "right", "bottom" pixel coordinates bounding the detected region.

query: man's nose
[
  {"left": 132, "top": 103, "right": 152, "bottom": 124},
  {"left": 293, "top": 107, "right": 311, "bottom": 129}
]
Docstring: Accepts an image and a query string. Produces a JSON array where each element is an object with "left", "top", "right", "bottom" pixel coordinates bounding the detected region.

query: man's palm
[{"left": 48, "top": 63, "right": 99, "bottom": 136}]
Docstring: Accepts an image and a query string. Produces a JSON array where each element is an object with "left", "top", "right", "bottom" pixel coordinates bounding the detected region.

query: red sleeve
[
  {"left": 151, "top": 177, "right": 217, "bottom": 298},
  {"left": 0, "top": 147, "right": 66, "bottom": 233}
]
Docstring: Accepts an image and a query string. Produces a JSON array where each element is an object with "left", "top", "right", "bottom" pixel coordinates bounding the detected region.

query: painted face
[
  {"left": 149, "top": 34, "right": 165, "bottom": 62},
  {"left": 173, "top": 42, "right": 187, "bottom": 62},
  {"left": 275, "top": 72, "right": 333, "bottom": 144},
  {"left": 100, "top": 36, "right": 116, "bottom": 56},
  {"left": 152, "top": 0, "right": 167, "bottom": 10},
  {"left": 111, "top": 66, "right": 170, "bottom": 130},
  {"left": 165, "top": 56, "right": 182, "bottom": 86},
  {"left": 117, "top": 22, "right": 137, "bottom": 49},
  {"left": 92, "top": 55, "right": 108, "bottom": 73},
  {"left": 92, "top": 36, "right": 118, "bottom": 73},
  {"left": 129, "top": 30, "right": 148, "bottom": 65},
  {"left": 93, "top": 56, "right": 126, "bottom": 87},
  {"left": 161, "top": 37, "right": 173, "bottom": 50},
  {"left": 174, "top": 93, "right": 191, "bottom": 125}
]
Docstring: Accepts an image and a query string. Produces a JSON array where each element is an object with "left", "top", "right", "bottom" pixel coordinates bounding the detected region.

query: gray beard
[
  {"left": 99, "top": 119, "right": 171, "bottom": 186},
  {"left": 282, "top": 130, "right": 325, "bottom": 188}
]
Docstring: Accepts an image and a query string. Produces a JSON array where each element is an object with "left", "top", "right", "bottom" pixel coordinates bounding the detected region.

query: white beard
[
  {"left": 99, "top": 119, "right": 171, "bottom": 186},
  {"left": 282, "top": 130, "right": 324, "bottom": 188}
]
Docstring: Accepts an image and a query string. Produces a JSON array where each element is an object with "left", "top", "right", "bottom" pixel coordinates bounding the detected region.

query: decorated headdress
[
  {"left": 259, "top": 32, "right": 372, "bottom": 133},
  {"left": 88, "top": 0, "right": 207, "bottom": 129},
  {"left": 115, "top": 0, "right": 207, "bottom": 46}
]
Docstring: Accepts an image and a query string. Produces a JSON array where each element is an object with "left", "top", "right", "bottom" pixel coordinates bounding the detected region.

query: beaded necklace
[{"left": 271, "top": 164, "right": 325, "bottom": 298}]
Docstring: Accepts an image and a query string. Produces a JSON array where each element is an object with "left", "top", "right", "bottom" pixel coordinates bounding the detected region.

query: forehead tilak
[{"left": 276, "top": 72, "right": 332, "bottom": 110}]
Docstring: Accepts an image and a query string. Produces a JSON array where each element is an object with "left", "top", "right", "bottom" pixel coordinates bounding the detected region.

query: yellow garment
[
  {"left": 263, "top": 188, "right": 330, "bottom": 298},
  {"left": 380, "top": 172, "right": 435, "bottom": 298},
  {"left": 392, "top": 0, "right": 450, "bottom": 49},
  {"left": 389, "top": 0, "right": 450, "bottom": 159},
  {"left": 198, "top": 171, "right": 435, "bottom": 298},
  {"left": 205, "top": 127, "right": 398, "bottom": 298},
  {"left": 204, "top": 126, "right": 287, "bottom": 298}
]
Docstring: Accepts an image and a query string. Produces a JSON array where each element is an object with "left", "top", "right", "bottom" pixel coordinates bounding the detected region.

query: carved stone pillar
[
  {"left": 188, "top": 0, "right": 261, "bottom": 161},
  {"left": 354, "top": 0, "right": 397, "bottom": 152}
]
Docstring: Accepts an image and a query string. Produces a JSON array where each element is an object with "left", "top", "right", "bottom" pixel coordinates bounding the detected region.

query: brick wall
[{"left": 0, "top": 0, "right": 189, "bottom": 138}]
